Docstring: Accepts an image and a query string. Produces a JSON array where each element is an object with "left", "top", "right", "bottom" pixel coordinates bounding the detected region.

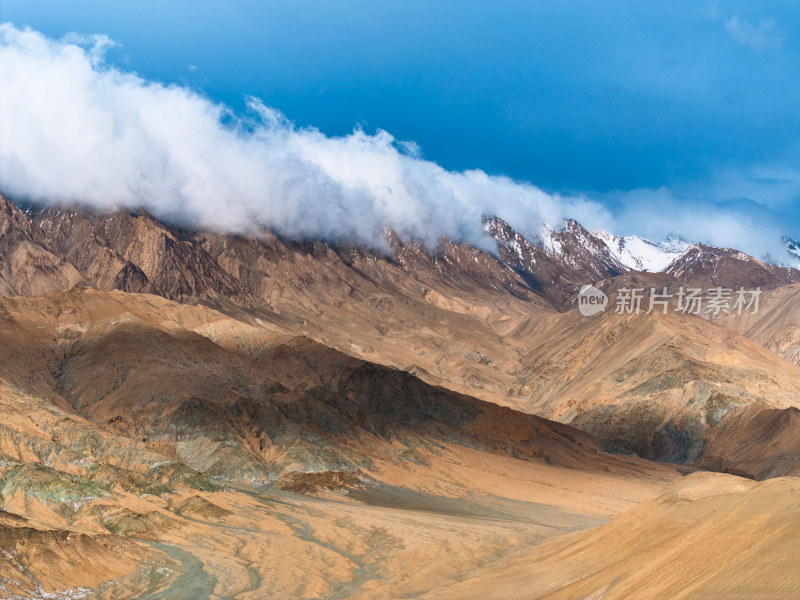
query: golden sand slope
[
  {"left": 718, "top": 282, "right": 800, "bottom": 365},
  {"left": 503, "top": 308, "right": 800, "bottom": 473},
  {"left": 425, "top": 471, "right": 800, "bottom": 600},
  {"left": 0, "top": 430, "right": 681, "bottom": 598}
]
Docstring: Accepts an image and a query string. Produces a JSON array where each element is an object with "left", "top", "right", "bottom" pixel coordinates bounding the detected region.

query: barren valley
[{"left": 0, "top": 195, "right": 798, "bottom": 598}]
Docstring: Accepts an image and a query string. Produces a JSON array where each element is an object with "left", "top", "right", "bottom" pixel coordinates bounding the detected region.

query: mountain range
[{"left": 1, "top": 191, "right": 800, "bottom": 598}]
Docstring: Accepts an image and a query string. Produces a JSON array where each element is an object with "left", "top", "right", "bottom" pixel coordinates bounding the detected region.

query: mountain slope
[
  {"left": 485, "top": 217, "right": 626, "bottom": 306},
  {"left": 717, "top": 282, "right": 800, "bottom": 365},
  {"left": 665, "top": 243, "right": 800, "bottom": 288},
  {"left": 426, "top": 472, "right": 800, "bottom": 600},
  {"left": 0, "top": 288, "right": 671, "bottom": 488},
  {"left": 595, "top": 230, "right": 688, "bottom": 272},
  {"left": 0, "top": 288, "right": 683, "bottom": 598},
  {"left": 3, "top": 192, "right": 800, "bottom": 596},
  {"left": 2, "top": 194, "right": 800, "bottom": 477},
  {"left": 507, "top": 308, "right": 800, "bottom": 475}
]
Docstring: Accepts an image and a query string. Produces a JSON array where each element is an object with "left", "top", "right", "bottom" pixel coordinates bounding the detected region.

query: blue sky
[{"left": 1, "top": 0, "right": 799, "bottom": 253}]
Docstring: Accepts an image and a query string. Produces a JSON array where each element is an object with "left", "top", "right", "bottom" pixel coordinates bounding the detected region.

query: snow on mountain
[
  {"left": 489, "top": 216, "right": 795, "bottom": 285},
  {"left": 538, "top": 223, "right": 564, "bottom": 257},
  {"left": 784, "top": 237, "right": 800, "bottom": 268},
  {"left": 594, "top": 231, "right": 688, "bottom": 273}
]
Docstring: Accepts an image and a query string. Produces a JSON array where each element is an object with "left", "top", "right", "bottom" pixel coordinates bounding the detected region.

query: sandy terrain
[
  {"left": 0, "top": 441, "right": 681, "bottom": 598},
  {"left": 425, "top": 472, "right": 800, "bottom": 600},
  {"left": 0, "top": 288, "right": 691, "bottom": 598}
]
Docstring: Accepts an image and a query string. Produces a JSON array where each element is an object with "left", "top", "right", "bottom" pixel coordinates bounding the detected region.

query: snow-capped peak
[
  {"left": 594, "top": 231, "right": 689, "bottom": 273},
  {"left": 784, "top": 237, "right": 800, "bottom": 269},
  {"left": 538, "top": 223, "right": 563, "bottom": 257}
]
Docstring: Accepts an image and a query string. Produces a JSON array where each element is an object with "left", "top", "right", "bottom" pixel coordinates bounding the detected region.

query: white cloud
[
  {"left": 707, "top": 164, "right": 800, "bottom": 211},
  {"left": 0, "top": 23, "right": 609, "bottom": 251},
  {"left": 0, "top": 24, "right": 794, "bottom": 266},
  {"left": 725, "top": 16, "right": 783, "bottom": 50},
  {"left": 610, "top": 186, "right": 795, "bottom": 265}
]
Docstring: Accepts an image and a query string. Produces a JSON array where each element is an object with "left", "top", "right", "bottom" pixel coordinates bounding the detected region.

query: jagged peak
[{"left": 593, "top": 229, "right": 689, "bottom": 273}]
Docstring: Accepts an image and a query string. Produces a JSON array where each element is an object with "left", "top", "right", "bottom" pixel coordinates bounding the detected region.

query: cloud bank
[
  {"left": 0, "top": 24, "right": 609, "bottom": 251},
  {"left": 0, "top": 23, "right": 795, "bottom": 263}
]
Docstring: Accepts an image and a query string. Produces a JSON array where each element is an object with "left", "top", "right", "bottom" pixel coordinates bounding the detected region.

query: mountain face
[
  {"left": 3, "top": 192, "right": 798, "bottom": 313},
  {"left": 485, "top": 217, "right": 627, "bottom": 306},
  {"left": 594, "top": 231, "right": 688, "bottom": 272},
  {"left": 0, "top": 288, "right": 681, "bottom": 599},
  {"left": 509, "top": 308, "right": 800, "bottom": 476},
  {"left": 485, "top": 216, "right": 800, "bottom": 311},
  {"left": 664, "top": 243, "right": 800, "bottom": 288},
  {"left": 2, "top": 192, "right": 800, "bottom": 596},
  {"left": 0, "top": 289, "right": 614, "bottom": 482},
  {"left": 0, "top": 192, "right": 799, "bottom": 474},
  {"left": 785, "top": 236, "right": 800, "bottom": 265},
  {"left": 717, "top": 283, "right": 800, "bottom": 365}
]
